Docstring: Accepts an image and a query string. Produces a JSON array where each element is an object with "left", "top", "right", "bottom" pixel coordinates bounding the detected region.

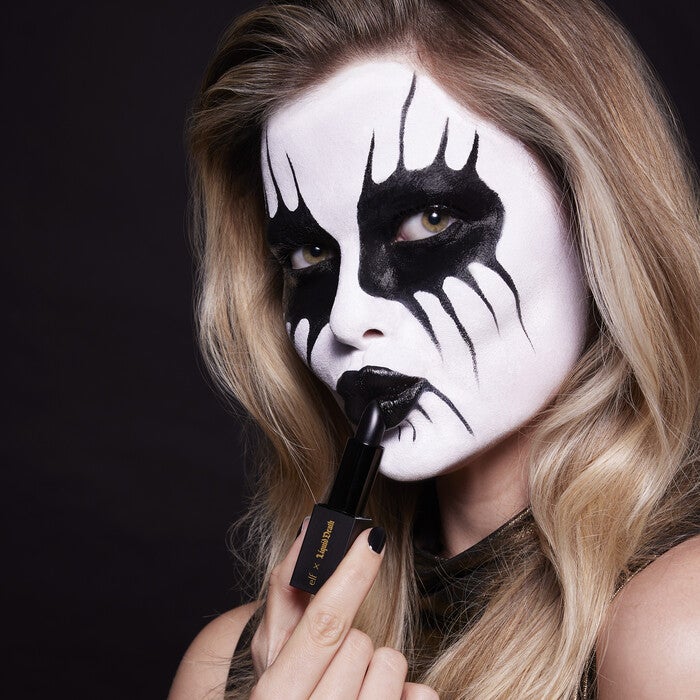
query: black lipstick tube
[{"left": 290, "top": 401, "right": 385, "bottom": 593}]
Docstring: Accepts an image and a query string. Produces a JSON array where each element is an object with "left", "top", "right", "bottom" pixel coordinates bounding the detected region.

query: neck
[{"left": 434, "top": 428, "right": 531, "bottom": 557}]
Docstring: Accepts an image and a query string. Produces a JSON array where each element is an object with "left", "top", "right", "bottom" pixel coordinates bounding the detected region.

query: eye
[
  {"left": 290, "top": 244, "right": 334, "bottom": 270},
  {"left": 395, "top": 206, "right": 458, "bottom": 242}
]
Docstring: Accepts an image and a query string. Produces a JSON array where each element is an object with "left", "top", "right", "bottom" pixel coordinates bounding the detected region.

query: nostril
[{"left": 363, "top": 329, "right": 383, "bottom": 339}]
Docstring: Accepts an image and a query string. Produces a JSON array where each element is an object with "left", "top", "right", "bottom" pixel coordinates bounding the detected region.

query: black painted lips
[{"left": 336, "top": 366, "right": 425, "bottom": 429}]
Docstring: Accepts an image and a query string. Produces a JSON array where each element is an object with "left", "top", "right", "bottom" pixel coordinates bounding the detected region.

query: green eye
[
  {"left": 395, "top": 206, "right": 457, "bottom": 242},
  {"left": 291, "top": 244, "right": 333, "bottom": 269}
]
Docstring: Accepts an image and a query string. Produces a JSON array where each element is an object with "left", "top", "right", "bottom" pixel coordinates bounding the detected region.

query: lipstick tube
[{"left": 290, "top": 401, "right": 385, "bottom": 593}]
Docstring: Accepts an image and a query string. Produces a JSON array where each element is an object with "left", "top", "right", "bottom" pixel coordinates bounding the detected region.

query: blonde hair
[{"left": 187, "top": 1, "right": 700, "bottom": 697}]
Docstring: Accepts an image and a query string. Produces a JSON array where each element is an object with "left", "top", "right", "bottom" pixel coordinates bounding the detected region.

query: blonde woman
[{"left": 169, "top": 0, "right": 700, "bottom": 697}]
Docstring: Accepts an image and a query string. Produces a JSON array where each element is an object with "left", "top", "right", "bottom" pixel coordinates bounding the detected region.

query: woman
[{"left": 170, "top": 0, "right": 700, "bottom": 697}]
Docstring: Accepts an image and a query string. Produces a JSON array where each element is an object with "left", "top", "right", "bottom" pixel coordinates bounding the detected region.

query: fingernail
[
  {"left": 367, "top": 526, "right": 386, "bottom": 554},
  {"left": 296, "top": 515, "right": 311, "bottom": 538}
]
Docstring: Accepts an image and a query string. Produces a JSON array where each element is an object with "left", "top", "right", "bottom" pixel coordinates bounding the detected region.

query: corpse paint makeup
[{"left": 263, "top": 60, "right": 588, "bottom": 481}]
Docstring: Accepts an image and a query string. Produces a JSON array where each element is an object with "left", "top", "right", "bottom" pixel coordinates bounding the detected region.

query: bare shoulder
[
  {"left": 597, "top": 534, "right": 700, "bottom": 699},
  {"left": 168, "top": 601, "right": 260, "bottom": 700}
]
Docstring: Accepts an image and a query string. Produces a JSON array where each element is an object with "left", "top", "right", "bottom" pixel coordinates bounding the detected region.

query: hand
[{"left": 249, "top": 521, "right": 438, "bottom": 699}]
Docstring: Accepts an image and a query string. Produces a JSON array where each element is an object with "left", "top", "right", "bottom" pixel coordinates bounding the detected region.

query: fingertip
[
  {"left": 367, "top": 526, "right": 386, "bottom": 555},
  {"left": 283, "top": 515, "right": 311, "bottom": 564},
  {"left": 351, "top": 525, "right": 387, "bottom": 558},
  {"left": 296, "top": 515, "right": 311, "bottom": 540},
  {"left": 401, "top": 683, "right": 440, "bottom": 700}
]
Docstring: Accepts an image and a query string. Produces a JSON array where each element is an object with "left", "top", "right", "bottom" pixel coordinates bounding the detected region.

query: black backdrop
[{"left": 3, "top": 2, "right": 698, "bottom": 697}]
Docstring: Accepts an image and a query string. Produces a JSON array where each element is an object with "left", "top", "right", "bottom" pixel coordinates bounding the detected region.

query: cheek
[
  {"left": 287, "top": 317, "right": 310, "bottom": 362},
  {"left": 287, "top": 320, "right": 343, "bottom": 393},
  {"left": 283, "top": 267, "right": 338, "bottom": 367},
  {"left": 496, "top": 213, "right": 588, "bottom": 350}
]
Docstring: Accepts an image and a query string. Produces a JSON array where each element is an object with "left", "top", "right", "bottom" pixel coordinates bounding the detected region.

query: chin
[{"left": 377, "top": 428, "right": 479, "bottom": 482}]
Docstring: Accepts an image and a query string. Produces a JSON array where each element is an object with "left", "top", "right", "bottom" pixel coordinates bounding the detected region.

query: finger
[
  {"left": 251, "top": 516, "right": 311, "bottom": 676},
  {"left": 256, "top": 526, "right": 386, "bottom": 700},
  {"left": 401, "top": 682, "right": 440, "bottom": 700},
  {"left": 310, "top": 629, "right": 374, "bottom": 700},
  {"left": 358, "top": 647, "right": 408, "bottom": 700}
]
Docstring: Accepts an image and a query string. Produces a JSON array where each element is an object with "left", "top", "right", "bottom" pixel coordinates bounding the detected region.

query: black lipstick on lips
[
  {"left": 290, "top": 401, "right": 386, "bottom": 593},
  {"left": 338, "top": 366, "right": 472, "bottom": 434}
]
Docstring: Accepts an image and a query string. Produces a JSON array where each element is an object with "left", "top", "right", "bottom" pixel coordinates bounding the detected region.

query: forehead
[{"left": 262, "top": 59, "right": 543, "bottom": 237}]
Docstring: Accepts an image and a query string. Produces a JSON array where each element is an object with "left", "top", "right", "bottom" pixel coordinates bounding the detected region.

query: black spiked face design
[
  {"left": 357, "top": 74, "right": 530, "bottom": 377},
  {"left": 264, "top": 73, "right": 531, "bottom": 437},
  {"left": 265, "top": 139, "right": 340, "bottom": 366}
]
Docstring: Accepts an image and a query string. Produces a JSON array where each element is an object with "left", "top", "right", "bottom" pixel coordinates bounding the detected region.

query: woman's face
[{"left": 262, "top": 60, "right": 588, "bottom": 481}]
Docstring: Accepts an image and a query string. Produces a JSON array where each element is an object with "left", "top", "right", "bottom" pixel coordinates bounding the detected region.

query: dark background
[{"left": 3, "top": 2, "right": 698, "bottom": 697}]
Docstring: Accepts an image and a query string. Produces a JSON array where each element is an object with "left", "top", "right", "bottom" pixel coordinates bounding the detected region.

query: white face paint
[{"left": 263, "top": 60, "right": 588, "bottom": 481}]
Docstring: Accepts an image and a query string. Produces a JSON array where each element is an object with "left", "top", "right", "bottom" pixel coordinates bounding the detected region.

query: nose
[{"left": 328, "top": 263, "right": 392, "bottom": 350}]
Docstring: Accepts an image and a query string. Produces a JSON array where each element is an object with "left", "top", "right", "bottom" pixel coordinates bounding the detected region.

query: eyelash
[
  {"left": 272, "top": 203, "right": 464, "bottom": 269},
  {"left": 391, "top": 204, "right": 462, "bottom": 240},
  {"left": 271, "top": 241, "right": 335, "bottom": 271}
]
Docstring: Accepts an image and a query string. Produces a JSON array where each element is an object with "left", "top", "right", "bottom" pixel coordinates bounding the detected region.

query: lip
[
  {"left": 337, "top": 365, "right": 473, "bottom": 436},
  {"left": 336, "top": 366, "right": 427, "bottom": 429}
]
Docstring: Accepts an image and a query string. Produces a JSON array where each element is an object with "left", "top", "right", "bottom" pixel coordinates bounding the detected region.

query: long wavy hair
[{"left": 187, "top": 0, "right": 700, "bottom": 697}]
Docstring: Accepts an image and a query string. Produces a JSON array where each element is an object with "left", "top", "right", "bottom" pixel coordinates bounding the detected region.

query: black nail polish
[{"left": 368, "top": 527, "right": 386, "bottom": 554}]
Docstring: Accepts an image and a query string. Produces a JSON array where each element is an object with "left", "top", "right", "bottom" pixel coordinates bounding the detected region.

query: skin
[
  {"left": 597, "top": 534, "right": 700, "bottom": 699},
  {"left": 170, "top": 58, "right": 700, "bottom": 698}
]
